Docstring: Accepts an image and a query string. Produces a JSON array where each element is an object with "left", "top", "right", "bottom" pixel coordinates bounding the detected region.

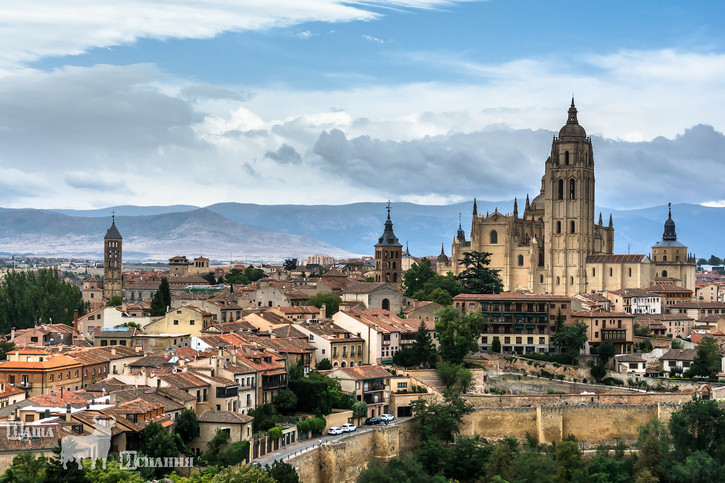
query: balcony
[
  {"left": 381, "top": 339, "right": 391, "bottom": 346},
  {"left": 363, "top": 381, "right": 385, "bottom": 392},
  {"left": 19, "top": 381, "right": 32, "bottom": 389},
  {"left": 363, "top": 393, "right": 386, "bottom": 405}
]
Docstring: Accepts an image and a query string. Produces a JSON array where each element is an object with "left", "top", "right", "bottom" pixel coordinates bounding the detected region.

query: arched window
[
  {"left": 663, "top": 256, "right": 667, "bottom": 262},
  {"left": 565, "top": 151, "right": 570, "bottom": 165},
  {"left": 518, "top": 255, "right": 524, "bottom": 266},
  {"left": 662, "top": 270, "right": 668, "bottom": 278},
  {"left": 490, "top": 230, "right": 498, "bottom": 244},
  {"left": 341, "top": 361, "right": 346, "bottom": 368},
  {"left": 556, "top": 276, "right": 560, "bottom": 285},
  {"left": 558, "top": 179, "right": 564, "bottom": 200},
  {"left": 540, "top": 274, "right": 544, "bottom": 283},
  {"left": 385, "top": 273, "right": 390, "bottom": 282},
  {"left": 382, "top": 298, "right": 390, "bottom": 311},
  {"left": 556, "top": 221, "right": 561, "bottom": 234},
  {"left": 570, "top": 221, "right": 575, "bottom": 233},
  {"left": 392, "top": 261, "right": 396, "bottom": 269},
  {"left": 569, "top": 179, "right": 576, "bottom": 200},
  {"left": 676, "top": 255, "right": 680, "bottom": 261},
  {"left": 392, "top": 273, "right": 397, "bottom": 283}
]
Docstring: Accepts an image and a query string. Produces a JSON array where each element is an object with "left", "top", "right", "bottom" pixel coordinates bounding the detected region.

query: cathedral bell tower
[
  {"left": 103, "top": 214, "right": 123, "bottom": 301},
  {"left": 374, "top": 202, "right": 403, "bottom": 290},
  {"left": 543, "top": 99, "right": 596, "bottom": 295}
]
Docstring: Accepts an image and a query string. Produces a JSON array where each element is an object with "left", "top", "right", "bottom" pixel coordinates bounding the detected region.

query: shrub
[{"left": 268, "top": 427, "right": 283, "bottom": 440}]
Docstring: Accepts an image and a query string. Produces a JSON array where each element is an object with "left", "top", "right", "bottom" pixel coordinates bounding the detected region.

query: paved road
[{"left": 255, "top": 418, "right": 408, "bottom": 466}]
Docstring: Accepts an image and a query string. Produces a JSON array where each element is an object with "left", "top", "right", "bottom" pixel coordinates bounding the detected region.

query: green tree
[
  {"left": 485, "top": 437, "right": 520, "bottom": 482},
  {"left": 174, "top": 408, "right": 199, "bottom": 443},
  {"left": 316, "top": 358, "right": 332, "bottom": 370},
  {"left": 209, "top": 465, "right": 277, "bottom": 482},
  {"left": 202, "top": 428, "right": 231, "bottom": 465},
  {"left": 244, "top": 266, "right": 266, "bottom": 282},
  {"left": 413, "top": 320, "right": 437, "bottom": 368},
  {"left": 288, "top": 361, "right": 304, "bottom": 381},
  {"left": 456, "top": 251, "right": 504, "bottom": 294},
  {"left": 352, "top": 401, "right": 368, "bottom": 425},
  {"left": 553, "top": 309, "right": 565, "bottom": 333},
  {"left": 435, "top": 306, "right": 488, "bottom": 364},
  {"left": 265, "top": 460, "right": 300, "bottom": 483},
  {"left": 44, "top": 441, "right": 91, "bottom": 483},
  {"left": 412, "top": 392, "right": 473, "bottom": 444},
  {"left": 358, "top": 453, "right": 447, "bottom": 483},
  {"left": 83, "top": 459, "right": 145, "bottom": 483},
  {"left": 668, "top": 399, "right": 725, "bottom": 462},
  {"left": 225, "top": 268, "right": 246, "bottom": 284},
  {"left": 218, "top": 441, "right": 250, "bottom": 467},
  {"left": 491, "top": 336, "right": 501, "bottom": 353},
  {"left": 436, "top": 362, "right": 474, "bottom": 395},
  {"left": 149, "top": 277, "right": 171, "bottom": 316},
  {"left": 0, "top": 341, "right": 15, "bottom": 361},
  {"left": 636, "top": 419, "right": 670, "bottom": 480},
  {"left": 403, "top": 258, "right": 437, "bottom": 297},
  {"left": 427, "top": 288, "right": 452, "bottom": 306},
  {"left": 201, "top": 272, "right": 217, "bottom": 284},
  {"left": 115, "top": 321, "right": 141, "bottom": 330},
  {"left": 392, "top": 346, "right": 419, "bottom": 367},
  {"left": 0, "top": 268, "right": 86, "bottom": 332},
  {"left": 139, "top": 421, "right": 187, "bottom": 479},
  {"left": 555, "top": 440, "right": 586, "bottom": 483},
  {"left": 288, "top": 373, "right": 344, "bottom": 416},
  {"left": 708, "top": 255, "right": 722, "bottom": 265},
  {"left": 268, "top": 427, "right": 283, "bottom": 440},
  {"left": 107, "top": 295, "right": 123, "bottom": 306},
  {"left": 598, "top": 342, "right": 615, "bottom": 366},
  {"left": 283, "top": 259, "right": 298, "bottom": 271},
  {"left": 0, "top": 452, "right": 48, "bottom": 483},
  {"left": 306, "top": 292, "right": 341, "bottom": 316},
  {"left": 513, "top": 448, "right": 556, "bottom": 483},
  {"left": 273, "top": 388, "right": 298, "bottom": 415},
  {"left": 552, "top": 322, "right": 588, "bottom": 362},
  {"left": 690, "top": 336, "right": 721, "bottom": 378}
]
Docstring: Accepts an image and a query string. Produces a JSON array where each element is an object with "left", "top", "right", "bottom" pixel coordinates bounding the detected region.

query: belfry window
[
  {"left": 569, "top": 179, "right": 576, "bottom": 200},
  {"left": 490, "top": 230, "right": 498, "bottom": 244},
  {"left": 565, "top": 151, "right": 570, "bottom": 165},
  {"left": 570, "top": 221, "right": 575, "bottom": 233},
  {"left": 558, "top": 179, "right": 564, "bottom": 200},
  {"left": 556, "top": 221, "right": 561, "bottom": 234}
]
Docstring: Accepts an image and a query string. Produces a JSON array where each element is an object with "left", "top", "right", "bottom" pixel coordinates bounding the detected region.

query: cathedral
[{"left": 437, "top": 100, "right": 696, "bottom": 295}]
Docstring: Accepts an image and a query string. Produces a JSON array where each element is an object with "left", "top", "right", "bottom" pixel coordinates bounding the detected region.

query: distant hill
[
  {"left": 0, "top": 208, "right": 356, "bottom": 261},
  {"left": 1, "top": 201, "right": 718, "bottom": 262}
]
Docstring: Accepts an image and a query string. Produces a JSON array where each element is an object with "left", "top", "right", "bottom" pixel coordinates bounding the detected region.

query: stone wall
[
  {"left": 290, "top": 419, "right": 418, "bottom": 483},
  {"left": 461, "top": 403, "right": 680, "bottom": 447}
]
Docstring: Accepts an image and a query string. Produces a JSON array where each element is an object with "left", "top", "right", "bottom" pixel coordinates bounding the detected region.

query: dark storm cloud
[{"left": 265, "top": 143, "right": 302, "bottom": 164}]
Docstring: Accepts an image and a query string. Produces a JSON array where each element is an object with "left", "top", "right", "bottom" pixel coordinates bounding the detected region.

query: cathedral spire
[
  {"left": 608, "top": 213, "right": 613, "bottom": 228},
  {"left": 457, "top": 213, "right": 466, "bottom": 243},
  {"left": 663, "top": 202, "right": 677, "bottom": 241},
  {"left": 599, "top": 212, "right": 603, "bottom": 226},
  {"left": 472, "top": 197, "right": 478, "bottom": 216},
  {"left": 525, "top": 194, "right": 530, "bottom": 212},
  {"left": 513, "top": 197, "right": 518, "bottom": 219}
]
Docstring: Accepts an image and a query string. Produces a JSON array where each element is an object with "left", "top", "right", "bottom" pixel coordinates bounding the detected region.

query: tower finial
[
  {"left": 513, "top": 197, "right": 518, "bottom": 218},
  {"left": 473, "top": 197, "right": 478, "bottom": 216},
  {"left": 608, "top": 213, "right": 613, "bottom": 228},
  {"left": 112, "top": 210, "right": 115, "bottom": 224},
  {"left": 668, "top": 202, "right": 672, "bottom": 219},
  {"left": 458, "top": 212, "right": 462, "bottom": 229},
  {"left": 599, "top": 212, "right": 603, "bottom": 226},
  {"left": 386, "top": 199, "right": 391, "bottom": 220}
]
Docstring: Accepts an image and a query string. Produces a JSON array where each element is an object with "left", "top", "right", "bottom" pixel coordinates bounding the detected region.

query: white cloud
[
  {"left": 0, "top": 1, "right": 465, "bottom": 70},
  {"left": 362, "top": 35, "right": 389, "bottom": 44}
]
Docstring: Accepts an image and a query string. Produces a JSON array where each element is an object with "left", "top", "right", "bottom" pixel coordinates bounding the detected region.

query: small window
[
  {"left": 569, "top": 179, "right": 576, "bottom": 200},
  {"left": 565, "top": 151, "right": 570, "bottom": 164},
  {"left": 556, "top": 221, "right": 561, "bottom": 234},
  {"left": 556, "top": 276, "right": 560, "bottom": 285},
  {"left": 592, "top": 268, "right": 596, "bottom": 276},
  {"left": 558, "top": 179, "right": 564, "bottom": 200},
  {"left": 570, "top": 221, "right": 575, "bottom": 233},
  {"left": 540, "top": 274, "right": 544, "bottom": 283},
  {"left": 490, "top": 230, "right": 498, "bottom": 244},
  {"left": 609, "top": 268, "right": 613, "bottom": 277},
  {"left": 518, "top": 255, "right": 524, "bottom": 266}
]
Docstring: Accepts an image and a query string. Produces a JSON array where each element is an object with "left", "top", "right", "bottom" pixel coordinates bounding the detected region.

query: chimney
[
  {"left": 73, "top": 310, "right": 79, "bottom": 333},
  {"left": 111, "top": 348, "right": 116, "bottom": 356},
  {"left": 51, "top": 393, "right": 57, "bottom": 404},
  {"left": 320, "top": 304, "right": 327, "bottom": 319},
  {"left": 65, "top": 403, "right": 71, "bottom": 422},
  {"left": 10, "top": 328, "right": 15, "bottom": 340}
]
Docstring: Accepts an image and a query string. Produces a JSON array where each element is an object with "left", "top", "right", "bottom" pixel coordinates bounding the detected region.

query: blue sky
[{"left": 1, "top": 0, "right": 725, "bottom": 209}]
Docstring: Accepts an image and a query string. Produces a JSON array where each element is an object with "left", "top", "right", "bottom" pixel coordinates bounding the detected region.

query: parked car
[
  {"left": 327, "top": 427, "right": 343, "bottom": 435},
  {"left": 364, "top": 417, "right": 380, "bottom": 425},
  {"left": 380, "top": 414, "right": 394, "bottom": 422},
  {"left": 341, "top": 423, "right": 357, "bottom": 432}
]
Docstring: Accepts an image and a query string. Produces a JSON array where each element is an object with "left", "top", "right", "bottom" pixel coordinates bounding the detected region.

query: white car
[
  {"left": 341, "top": 423, "right": 357, "bottom": 432},
  {"left": 327, "top": 427, "right": 343, "bottom": 435},
  {"left": 379, "top": 414, "right": 394, "bottom": 422}
]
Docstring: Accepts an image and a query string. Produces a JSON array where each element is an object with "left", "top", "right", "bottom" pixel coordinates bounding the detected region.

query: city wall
[
  {"left": 461, "top": 403, "right": 680, "bottom": 447},
  {"left": 289, "top": 419, "right": 419, "bottom": 483},
  {"left": 463, "top": 391, "right": 694, "bottom": 408}
]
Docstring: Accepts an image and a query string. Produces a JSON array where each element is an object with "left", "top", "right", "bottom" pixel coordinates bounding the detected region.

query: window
[
  {"left": 558, "top": 179, "right": 564, "bottom": 200},
  {"left": 540, "top": 274, "right": 544, "bottom": 283},
  {"left": 570, "top": 221, "right": 575, "bottom": 233},
  {"left": 592, "top": 268, "right": 596, "bottom": 276},
  {"left": 50, "top": 375, "right": 54, "bottom": 382},
  {"left": 570, "top": 276, "right": 574, "bottom": 285},
  {"left": 663, "top": 256, "right": 667, "bottom": 262},
  {"left": 556, "top": 221, "right": 561, "bottom": 234},
  {"left": 569, "top": 179, "right": 576, "bottom": 199},
  {"left": 609, "top": 268, "right": 613, "bottom": 277},
  {"left": 190, "top": 320, "right": 195, "bottom": 325},
  {"left": 490, "top": 230, "right": 498, "bottom": 244},
  {"left": 662, "top": 270, "right": 668, "bottom": 277},
  {"left": 565, "top": 151, "right": 570, "bottom": 165},
  {"left": 628, "top": 268, "right": 632, "bottom": 277},
  {"left": 518, "top": 255, "right": 524, "bottom": 266},
  {"left": 173, "top": 320, "right": 179, "bottom": 325},
  {"left": 556, "top": 276, "right": 560, "bottom": 285}
]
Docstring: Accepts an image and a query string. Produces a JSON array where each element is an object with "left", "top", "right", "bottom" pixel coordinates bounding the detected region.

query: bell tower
[
  {"left": 374, "top": 202, "right": 403, "bottom": 290},
  {"left": 103, "top": 213, "right": 123, "bottom": 301},
  {"left": 543, "top": 99, "right": 596, "bottom": 294}
]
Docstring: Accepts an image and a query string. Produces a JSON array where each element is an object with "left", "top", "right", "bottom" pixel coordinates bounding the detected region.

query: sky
[{"left": 1, "top": 0, "right": 725, "bottom": 210}]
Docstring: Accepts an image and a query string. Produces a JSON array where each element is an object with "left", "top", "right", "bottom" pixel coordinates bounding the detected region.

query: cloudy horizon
[{"left": 1, "top": 1, "right": 724, "bottom": 210}]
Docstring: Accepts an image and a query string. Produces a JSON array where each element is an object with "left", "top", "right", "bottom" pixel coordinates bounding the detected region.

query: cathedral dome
[{"left": 558, "top": 99, "right": 586, "bottom": 139}]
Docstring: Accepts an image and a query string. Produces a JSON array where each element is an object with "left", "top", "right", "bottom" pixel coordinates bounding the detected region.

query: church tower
[
  {"left": 543, "top": 99, "right": 596, "bottom": 294},
  {"left": 374, "top": 203, "right": 403, "bottom": 290},
  {"left": 103, "top": 214, "right": 123, "bottom": 301},
  {"left": 651, "top": 203, "right": 696, "bottom": 287}
]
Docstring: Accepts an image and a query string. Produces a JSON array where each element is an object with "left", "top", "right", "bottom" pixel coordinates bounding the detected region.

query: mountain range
[{"left": 1, "top": 201, "right": 722, "bottom": 262}]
